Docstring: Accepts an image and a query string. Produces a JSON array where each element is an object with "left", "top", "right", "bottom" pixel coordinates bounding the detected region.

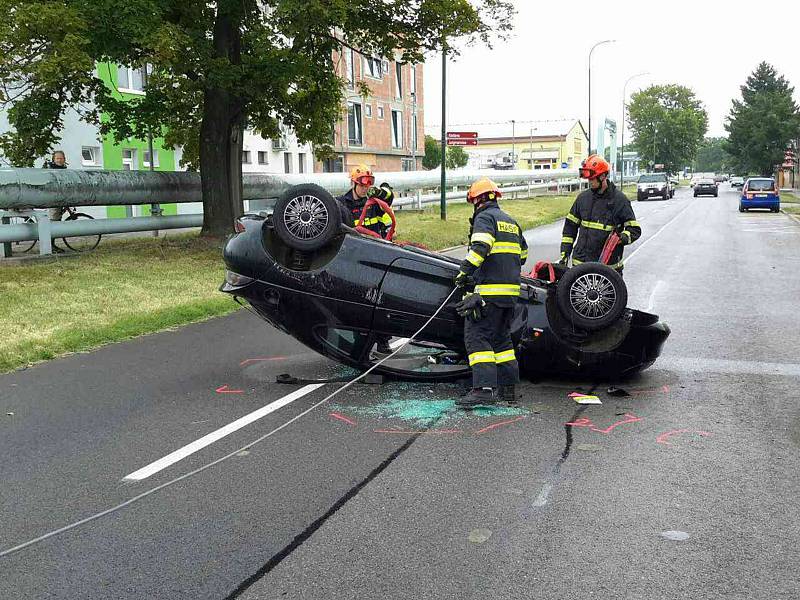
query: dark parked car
[
  {"left": 694, "top": 178, "right": 718, "bottom": 197},
  {"left": 637, "top": 173, "right": 673, "bottom": 200},
  {"left": 221, "top": 184, "right": 671, "bottom": 381}
]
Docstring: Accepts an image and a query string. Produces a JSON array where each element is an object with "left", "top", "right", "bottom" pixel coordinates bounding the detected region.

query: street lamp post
[
  {"left": 620, "top": 71, "right": 649, "bottom": 182},
  {"left": 511, "top": 119, "right": 516, "bottom": 169},
  {"left": 588, "top": 39, "right": 615, "bottom": 154}
]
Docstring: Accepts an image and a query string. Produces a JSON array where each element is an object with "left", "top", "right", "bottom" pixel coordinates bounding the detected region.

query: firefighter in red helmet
[{"left": 559, "top": 154, "right": 641, "bottom": 274}]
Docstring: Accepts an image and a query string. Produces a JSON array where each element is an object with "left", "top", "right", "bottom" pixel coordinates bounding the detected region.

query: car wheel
[
  {"left": 694, "top": 192, "right": 698, "bottom": 197},
  {"left": 272, "top": 183, "right": 341, "bottom": 251},
  {"left": 714, "top": 192, "right": 718, "bottom": 197},
  {"left": 739, "top": 205, "right": 745, "bottom": 212},
  {"left": 556, "top": 263, "right": 627, "bottom": 331}
]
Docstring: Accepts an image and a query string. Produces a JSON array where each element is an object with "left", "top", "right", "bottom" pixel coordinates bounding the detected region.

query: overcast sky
[{"left": 423, "top": 0, "right": 800, "bottom": 140}]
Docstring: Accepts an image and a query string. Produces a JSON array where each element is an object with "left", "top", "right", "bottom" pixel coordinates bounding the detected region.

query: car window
[
  {"left": 699, "top": 179, "right": 714, "bottom": 184},
  {"left": 746, "top": 179, "right": 775, "bottom": 191},
  {"left": 638, "top": 174, "right": 667, "bottom": 183}
]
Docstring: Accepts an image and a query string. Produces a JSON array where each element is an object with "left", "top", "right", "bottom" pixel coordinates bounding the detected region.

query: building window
[
  {"left": 346, "top": 49, "right": 355, "bottom": 89},
  {"left": 242, "top": 150, "right": 251, "bottom": 164},
  {"left": 362, "top": 56, "right": 384, "bottom": 79},
  {"left": 377, "top": 105, "right": 384, "bottom": 120},
  {"left": 401, "top": 158, "right": 415, "bottom": 171},
  {"left": 348, "top": 102, "right": 363, "bottom": 146},
  {"left": 142, "top": 149, "right": 159, "bottom": 168},
  {"left": 365, "top": 104, "right": 373, "bottom": 119},
  {"left": 395, "top": 61, "right": 403, "bottom": 99},
  {"left": 412, "top": 115, "right": 418, "bottom": 150},
  {"left": 81, "top": 146, "right": 100, "bottom": 166},
  {"left": 574, "top": 139, "right": 581, "bottom": 153},
  {"left": 298, "top": 153, "right": 306, "bottom": 174},
  {"left": 322, "top": 156, "right": 344, "bottom": 172},
  {"left": 284, "top": 152, "right": 292, "bottom": 173},
  {"left": 121, "top": 149, "right": 136, "bottom": 171},
  {"left": 117, "top": 65, "right": 147, "bottom": 93},
  {"left": 391, "top": 110, "right": 403, "bottom": 149},
  {"left": 258, "top": 151, "right": 268, "bottom": 165}
]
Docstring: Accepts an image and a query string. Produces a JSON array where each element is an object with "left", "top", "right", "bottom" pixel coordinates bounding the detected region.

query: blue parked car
[{"left": 739, "top": 177, "right": 780, "bottom": 212}]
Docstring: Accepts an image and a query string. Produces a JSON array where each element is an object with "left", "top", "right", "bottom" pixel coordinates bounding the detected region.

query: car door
[{"left": 374, "top": 256, "right": 462, "bottom": 348}]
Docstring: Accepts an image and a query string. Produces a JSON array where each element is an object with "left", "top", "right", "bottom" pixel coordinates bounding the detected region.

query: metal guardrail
[{"left": 0, "top": 167, "right": 585, "bottom": 257}]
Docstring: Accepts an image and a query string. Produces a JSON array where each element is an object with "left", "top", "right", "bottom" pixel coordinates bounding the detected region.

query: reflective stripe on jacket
[{"left": 458, "top": 201, "right": 527, "bottom": 306}]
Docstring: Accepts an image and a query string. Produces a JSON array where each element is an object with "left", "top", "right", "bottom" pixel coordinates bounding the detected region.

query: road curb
[{"left": 780, "top": 208, "right": 800, "bottom": 226}]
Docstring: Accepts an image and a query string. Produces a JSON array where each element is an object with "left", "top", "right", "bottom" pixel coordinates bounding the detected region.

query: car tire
[
  {"left": 555, "top": 263, "right": 627, "bottom": 331},
  {"left": 694, "top": 192, "right": 698, "bottom": 197},
  {"left": 272, "top": 183, "right": 341, "bottom": 251},
  {"left": 739, "top": 205, "right": 745, "bottom": 212}
]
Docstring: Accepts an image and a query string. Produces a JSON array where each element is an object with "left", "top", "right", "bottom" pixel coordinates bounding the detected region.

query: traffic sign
[
  {"left": 447, "top": 139, "right": 478, "bottom": 146},
  {"left": 447, "top": 131, "right": 478, "bottom": 140},
  {"left": 561, "top": 162, "right": 568, "bottom": 169}
]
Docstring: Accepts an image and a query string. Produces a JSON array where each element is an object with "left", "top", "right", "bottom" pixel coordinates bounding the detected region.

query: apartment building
[{"left": 318, "top": 50, "right": 424, "bottom": 173}]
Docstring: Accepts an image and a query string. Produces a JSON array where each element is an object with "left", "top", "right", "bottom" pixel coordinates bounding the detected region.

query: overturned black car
[{"left": 220, "top": 184, "right": 670, "bottom": 382}]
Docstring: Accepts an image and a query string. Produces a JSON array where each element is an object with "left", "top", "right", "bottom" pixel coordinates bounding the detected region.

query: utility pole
[
  {"left": 440, "top": 38, "right": 447, "bottom": 220},
  {"left": 588, "top": 39, "right": 614, "bottom": 154},
  {"left": 653, "top": 123, "right": 658, "bottom": 170},
  {"left": 511, "top": 119, "right": 516, "bottom": 168},
  {"left": 140, "top": 64, "right": 162, "bottom": 236}
]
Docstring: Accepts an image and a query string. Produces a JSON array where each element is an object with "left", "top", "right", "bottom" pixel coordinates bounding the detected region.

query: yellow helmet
[
  {"left": 349, "top": 164, "right": 375, "bottom": 186},
  {"left": 467, "top": 177, "right": 501, "bottom": 204}
]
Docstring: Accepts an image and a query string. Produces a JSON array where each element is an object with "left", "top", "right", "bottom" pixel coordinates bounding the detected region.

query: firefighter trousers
[{"left": 464, "top": 302, "right": 519, "bottom": 389}]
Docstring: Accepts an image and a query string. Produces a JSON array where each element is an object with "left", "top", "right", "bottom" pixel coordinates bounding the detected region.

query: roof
[{"left": 426, "top": 119, "right": 587, "bottom": 142}]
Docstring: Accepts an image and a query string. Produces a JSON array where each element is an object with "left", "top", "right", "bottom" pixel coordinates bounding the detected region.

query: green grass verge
[
  {"left": 395, "top": 195, "right": 575, "bottom": 249},
  {"left": 1, "top": 195, "right": 577, "bottom": 373},
  {"left": 780, "top": 191, "right": 799, "bottom": 203},
  {"left": 0, "top": 235, "right": 237, "bottom": 373}
]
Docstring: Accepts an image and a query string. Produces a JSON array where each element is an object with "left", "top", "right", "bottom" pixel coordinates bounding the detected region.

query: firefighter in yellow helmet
[
  {"left": 453, "top": 177, "right": 528, "bottom": 407},
  {"left": 337, "top": 164, "right": 395, "bottom": 239},
  {"left": 337, "top": 164, "right": 395, "bottom": 354}
]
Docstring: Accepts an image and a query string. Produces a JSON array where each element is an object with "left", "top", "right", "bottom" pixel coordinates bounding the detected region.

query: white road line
[
  {"left": 123, "top": 384, "right": 324, "bottom": 481},
  {"left": 625, "top": 199, "right": 696, "bottom": 264},
  {"left": 646, "top": 280, "right": 665, "bottom": 313}
]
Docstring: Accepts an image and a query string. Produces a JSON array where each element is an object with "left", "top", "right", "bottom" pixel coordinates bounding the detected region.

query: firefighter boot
[
  {"left": 500, "top": 385, "right": 519, "bottom": 404},
  {"left": 456, "top": 387, "right": 496, "bottom": 408}
]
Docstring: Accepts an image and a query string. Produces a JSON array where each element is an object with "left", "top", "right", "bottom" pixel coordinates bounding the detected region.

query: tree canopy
[
  {"left": 0, "top": 0, "right": 514, "bottom": 235},
  {"left": 627, "top": 84, "right": 708, "bottom": 175},
  {"left": 422, "top": 135, "right": 470, "bottom": 169},
  {"left": 693, "top": 137, "right": 729, "bottom": 173},
  {"left": 723, "top": 62, "right": 800, "bottom": 176}
]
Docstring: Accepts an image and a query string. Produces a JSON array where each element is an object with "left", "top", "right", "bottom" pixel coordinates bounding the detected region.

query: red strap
[
  {"left": 599, "top": 231, "right": 621, "bottom": 265},
  {"left": 355, "top": 197, "right": 397, "bottom": 241},
  {"left": 531, "top": 260, "right": 556, "bottom": 283}
]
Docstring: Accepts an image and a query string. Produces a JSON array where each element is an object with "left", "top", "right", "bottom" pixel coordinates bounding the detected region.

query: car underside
[{"left": 220, "top": 185, "right": 670, "bottom": 382}]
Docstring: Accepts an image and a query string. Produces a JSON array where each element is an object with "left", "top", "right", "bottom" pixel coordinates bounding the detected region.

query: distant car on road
[
  {"left": 637, "top": 173, "right": 673, "bottom": 201},
  {"left": 739, "top": 177, "right": 780, "bottom": 212},
  {"left": 694, "top": 178, "right": 718, "bottom": 197},
  {"left": 730, "top": 176, "right": 745, "bottom": 189}
]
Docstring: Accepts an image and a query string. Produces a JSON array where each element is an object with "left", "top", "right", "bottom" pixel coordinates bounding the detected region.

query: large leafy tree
[
  {"left": 724, "top": 62, "right": 800, "bottom": 176},
  {"left": 694, "top": 137, "right": 729, "bottom": 173},
  {"left": 627, "top": 84, "right": 708, "bottom": 175},
  {"left": 0, "top": 0, "right": 513, "bottom": 236}
]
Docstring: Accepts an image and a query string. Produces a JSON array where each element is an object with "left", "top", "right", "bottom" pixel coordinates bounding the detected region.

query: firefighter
[
  {"left": 453, "top": 177, "right": 528, "bottom": 407},
  {"left": 337, "top": 164, "right": 394, "bottom": 239},
  {"left": 337, "top": 164, "right": 395, "bottom": 354},
  {"left": 559, "top": 154, "right": 641, "bottom": 273}
]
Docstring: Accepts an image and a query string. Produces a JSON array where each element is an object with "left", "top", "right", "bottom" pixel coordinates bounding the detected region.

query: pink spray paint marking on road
[
  {"left": 475, "top": 416, "right": 525, "bottom": 435},
  {"left": 329, "top": 412, "right": 357, "bottom": 426},
  {"left": 565, "top": 414, "right": 642, "bottom": 434},
  {"left": 215, "top": 385, "right": 244, "bottom": 394},
  {"left": 374, "top": 428, "right": 462, "bottom": 435},
  {"left": 656, "top": 429, "right": 712, "bottom": 446}
]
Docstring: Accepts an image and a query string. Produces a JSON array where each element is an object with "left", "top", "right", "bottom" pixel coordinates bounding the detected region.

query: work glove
[
  {"left": 453, "top": 271, "right": 474, "bottom": 289},
  {"left": 368, "top": 185, "right": 392, "bottom": 201},
  {"left": 456, "top": 292, "right": 486, "bottom": 322},
  {"left": 557, "top": 255, "right": 569, "bottom": 266}
]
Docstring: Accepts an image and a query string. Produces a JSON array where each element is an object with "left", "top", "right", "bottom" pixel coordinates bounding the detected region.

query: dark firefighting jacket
[
  {"left": 457, "top": 201, "right": 528, "bottom": 306},
  {"left": 337, "top": 187, "right": 394, "bottom": 238},
  {"left": 560, "top": 181, "right": 641, "bottom": 270}
]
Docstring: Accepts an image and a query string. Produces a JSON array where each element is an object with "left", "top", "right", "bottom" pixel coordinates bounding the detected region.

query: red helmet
[{"left": 579, "top": 154, "right": 611, "bottom": 179}]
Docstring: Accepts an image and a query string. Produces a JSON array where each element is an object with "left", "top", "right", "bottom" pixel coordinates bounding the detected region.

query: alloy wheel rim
[
  {"left": 569, "top": 273, "right": 617, "bottom": 319},
  {"left": 283, "top": 195, "right": 329, "bottom": 240}
]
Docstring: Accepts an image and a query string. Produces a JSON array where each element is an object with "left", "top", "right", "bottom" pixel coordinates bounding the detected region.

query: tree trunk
[{"left": 199, "top": 2, "right": 244, "bottom": 238}]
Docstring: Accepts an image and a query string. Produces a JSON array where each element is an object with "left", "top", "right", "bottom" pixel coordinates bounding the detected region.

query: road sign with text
[{"left": 447, "top": 132, "right": 478, "bottom": 146}]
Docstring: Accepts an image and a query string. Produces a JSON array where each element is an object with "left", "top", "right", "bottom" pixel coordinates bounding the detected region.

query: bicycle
[{"left": 8, "top": 207, "right": 102, "bottom": 254}]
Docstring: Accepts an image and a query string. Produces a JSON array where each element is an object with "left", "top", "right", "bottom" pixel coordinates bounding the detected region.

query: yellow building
[{"left": 459, "top": 119, "right": 589, "bottom": 171}]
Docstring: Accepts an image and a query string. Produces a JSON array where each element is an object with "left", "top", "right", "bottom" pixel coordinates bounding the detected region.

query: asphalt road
[{"left": 2, "top": 183, "right": 799, "bottom": 599}]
